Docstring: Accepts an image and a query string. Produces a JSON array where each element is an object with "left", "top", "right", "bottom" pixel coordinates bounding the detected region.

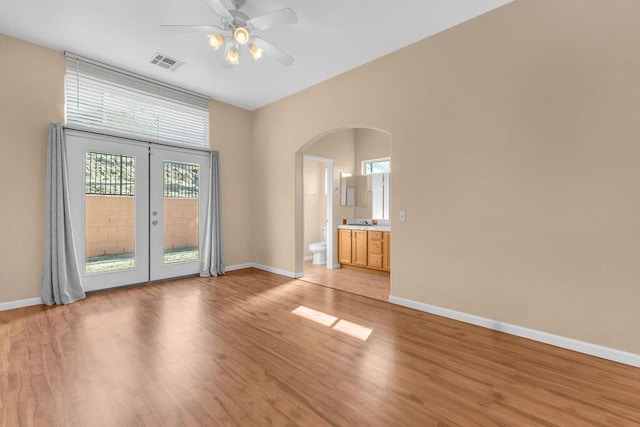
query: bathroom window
[{"left": 362, "top": 158, "right": 391, "bottom": 175}]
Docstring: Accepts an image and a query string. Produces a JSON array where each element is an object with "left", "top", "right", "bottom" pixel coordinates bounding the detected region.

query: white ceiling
[{"left": 0, "top": 0, "right": 512, "bottom": 110}]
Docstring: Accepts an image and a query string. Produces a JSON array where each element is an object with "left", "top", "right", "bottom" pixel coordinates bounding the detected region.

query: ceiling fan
[{"left": 161, "top": 0, "right": 298, "bottom": 68}]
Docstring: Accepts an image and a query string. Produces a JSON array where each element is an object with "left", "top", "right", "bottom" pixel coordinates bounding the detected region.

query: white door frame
[{"left": 302, "top": 154, "right": 335, "bottom": 271}]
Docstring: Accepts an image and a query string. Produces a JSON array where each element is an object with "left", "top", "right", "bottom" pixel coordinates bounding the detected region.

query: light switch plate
[{"left": 399, "top": 211, "right": 406, "bottom": 222}]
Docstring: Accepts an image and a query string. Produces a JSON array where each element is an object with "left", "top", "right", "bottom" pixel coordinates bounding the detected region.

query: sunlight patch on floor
[
  {"left": 292, "top": 306, "right": 338, "bottom": 327},
  {"left": 332, "top": 319, "right": 373, "bottom": 341},
  {"left": 292, "top": 305, "right": 373, "bottom": 341}
]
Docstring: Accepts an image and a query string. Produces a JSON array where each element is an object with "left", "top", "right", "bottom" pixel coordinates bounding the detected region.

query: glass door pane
[
  {"left": 85, "top": 152, "right": 136, "bottom": 274},
  {"left": 163, "top": 161, "right": 200, "bottom": 264}
]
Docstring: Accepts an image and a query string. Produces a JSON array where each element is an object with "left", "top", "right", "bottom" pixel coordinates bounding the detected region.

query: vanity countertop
[{"left": 338, "top": 224, "right": 391, "bottom": 232}]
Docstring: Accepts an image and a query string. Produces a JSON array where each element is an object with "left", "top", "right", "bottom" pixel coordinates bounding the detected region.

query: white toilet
[{"left": 309, "top": 227, "right": 327, "bottom": 265}]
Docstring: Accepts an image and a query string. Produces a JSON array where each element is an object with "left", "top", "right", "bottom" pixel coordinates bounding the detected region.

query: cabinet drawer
[
  {"left": 368, "top": 254, "right": 383, "bottom": 268},
  {"left": 368, "top": 231, "right": 383, "bottom": 241},
  {"left": 368, "top": 240, "right": 382, "bottom": 254}
]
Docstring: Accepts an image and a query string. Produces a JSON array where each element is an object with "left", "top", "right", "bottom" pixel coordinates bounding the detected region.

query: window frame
[{"left": 361, "top": 157, "right": 391, "bottom": 175}]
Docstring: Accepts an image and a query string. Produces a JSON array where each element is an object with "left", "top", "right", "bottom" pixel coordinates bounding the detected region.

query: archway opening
[{"left": 296, "top": 126, "right": 392, "bottom": 301}]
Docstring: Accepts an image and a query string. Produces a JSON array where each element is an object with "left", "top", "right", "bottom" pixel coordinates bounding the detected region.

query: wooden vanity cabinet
[
  {"left": 338, "top": 229, "right": 352, "bottom": 264},
  {"left": 367, "top": 231, "right": 384, "bottom": 269},
  {"left": 352, "top": 230, "right": 368, "bottom": 267},
  {"left": 382, "top": 231, "right": 390, "bottom": 271},
  {"left": 338, "top": 228, "right": 391, "bottom": 271}
]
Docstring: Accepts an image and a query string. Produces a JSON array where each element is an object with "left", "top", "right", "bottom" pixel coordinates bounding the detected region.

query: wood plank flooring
[
  {"left": 300, "top": 261, "right": 390, "bottom": 302},
  {"left": 1, "top": 268, "right": 639, "bottom": 426}
]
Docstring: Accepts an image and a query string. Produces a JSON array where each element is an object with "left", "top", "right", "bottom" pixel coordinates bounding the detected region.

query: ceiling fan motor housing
[{"left": 224, "top": 10, "right": 250, "bottom": 30}]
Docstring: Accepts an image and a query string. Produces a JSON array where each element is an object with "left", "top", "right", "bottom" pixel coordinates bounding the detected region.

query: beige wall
[
  {"left": 209, "top": 100, "right": 253, "bottom": 267},
  {"left": 0, "top": 34, "right": 65, "bottom": 302},
  {"left": 0, "top": 34, "right": 253, "bottom": 304},
  {"left": 251, "top": 0, "right": 640, "bottom": 354}
]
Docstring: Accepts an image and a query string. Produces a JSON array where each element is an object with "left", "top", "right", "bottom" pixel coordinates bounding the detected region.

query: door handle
[{"left": 152, "top": 220, "right": 158, "bottom": 225}]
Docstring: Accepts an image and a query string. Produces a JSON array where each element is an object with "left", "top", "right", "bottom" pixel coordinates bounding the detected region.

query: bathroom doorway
[
  {"left": 298, "top": 128, "right": 391, "bottom": 302},
  {"left": 302, "top": 154, "right": 334, "bottom": 271}
]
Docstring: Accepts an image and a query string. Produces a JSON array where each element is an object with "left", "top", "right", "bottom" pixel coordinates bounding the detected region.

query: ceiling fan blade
[
  {"left": 247, "top": 8, "right": 298, "bottom": 30},
  {"left": 160, "top": 25, "right": 223, "bottom": 33},
  {"left": 205, "top": 0, "right": 232, "bottom": 18},
  {"left": 253, "top": 37, "right": 294, "bottom": 66}
]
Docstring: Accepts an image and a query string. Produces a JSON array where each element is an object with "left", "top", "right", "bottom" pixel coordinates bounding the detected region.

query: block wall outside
[
  {"left": 163, "top": 198, "right": 199, "bottom": 250},
  {"left": 85, "top": 195, "right": 198, "bottom": 257},
  {"left": 85, "top": 195, "right": 135, "bottom": 257}
]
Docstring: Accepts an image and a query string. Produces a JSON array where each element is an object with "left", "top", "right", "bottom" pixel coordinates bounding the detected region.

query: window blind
[{"left": 65, "top": 54, "right": 210, "bottom": 147}]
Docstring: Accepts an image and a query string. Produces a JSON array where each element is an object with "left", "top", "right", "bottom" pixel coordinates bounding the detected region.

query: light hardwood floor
[
  {"left": 300, "top": 261, "right": 390, "bottom": 301},
  {"left": 1, "top": 268, "right": 639, "bottom": 425}
]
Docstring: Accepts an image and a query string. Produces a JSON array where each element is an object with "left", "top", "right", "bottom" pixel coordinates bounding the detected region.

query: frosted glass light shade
[
  {"left": 249, "top": 43, "right": 263, "bottom": 61},
  {"left": 207, "top": 34, "right": 224, "bottom": 50},
  {"left": 233, "top": 27, "right": 249, "bottom": 45},
  {"left": 226, "top": 45, "right": 240, "bottom": 65}
]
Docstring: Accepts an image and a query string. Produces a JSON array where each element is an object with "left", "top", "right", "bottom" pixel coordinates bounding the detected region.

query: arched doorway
[{"left": 296, "top": 126, "right": 392, "bottom": 301}]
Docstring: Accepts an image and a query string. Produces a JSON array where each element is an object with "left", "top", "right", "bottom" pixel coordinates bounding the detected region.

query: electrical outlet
[{"left": 399, "top": 211, "right": 406, "bottom": 222}]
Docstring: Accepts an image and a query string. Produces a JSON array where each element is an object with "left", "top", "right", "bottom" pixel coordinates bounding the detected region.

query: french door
[
  {"left": 66, "top": 130, "right": 209, "bottom": 292},
  {"left": 149, "top": 146, "right": 209, "bottom": 281}
]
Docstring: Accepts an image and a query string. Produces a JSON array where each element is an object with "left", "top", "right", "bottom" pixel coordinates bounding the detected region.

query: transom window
[
  {"left": 65, "top": 54, "right": 210, "bottom": 147},
  {"left": 362, "top": 158, "right": 391, "bottom": 175}
]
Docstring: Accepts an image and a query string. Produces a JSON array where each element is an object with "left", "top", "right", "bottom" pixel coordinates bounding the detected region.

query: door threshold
[{"left": 85, "top": 273, "right": 200, "bottom": 295}]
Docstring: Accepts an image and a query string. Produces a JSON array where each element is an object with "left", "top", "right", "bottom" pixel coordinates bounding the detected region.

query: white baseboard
[
  {"left": 225, "top": 263, "right": 254, "bottom": 272},
  {"left": 389, "top": 296, "right": 640, "bottom": 369},
  {"left": 226, "top": 263, "right": 303, "bottom": 279},
  {"left": 0, "top": 297, "right": 43, "bottom": 312},
  {"left": 252, "top": 263, "right": 301, "bottom": 279},
  {"left": 304, "top": 256, "right": 313, "bottom": 261}
]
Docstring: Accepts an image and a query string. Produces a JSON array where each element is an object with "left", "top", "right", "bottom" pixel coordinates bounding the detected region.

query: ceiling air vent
[{"left": 149, "top": 53, "right": 184, "bottom": 71}]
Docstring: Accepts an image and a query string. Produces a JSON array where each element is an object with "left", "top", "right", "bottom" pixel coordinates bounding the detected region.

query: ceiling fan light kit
[
  {"left": 233, "top": 27, "right": 249, "bottom": 45},
  {"left": 162, "top": 0, "right": 298, "bottom": 68},
  {"left": 248, "top": 43, "right": 263, "bottom": 61},
  {"left": 207, "top": 33, "right": 224, "bottom": 50},
  {"left": 226, "top": 42, "right": 240, "bottom": 65}
]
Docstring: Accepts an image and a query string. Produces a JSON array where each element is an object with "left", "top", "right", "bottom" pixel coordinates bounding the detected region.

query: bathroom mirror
[
  {"left": 340, "top": 174, "right": 370, "bottom": 207},
  {"left": 340, "top": 173, "right": 355, "bottom": 206}
]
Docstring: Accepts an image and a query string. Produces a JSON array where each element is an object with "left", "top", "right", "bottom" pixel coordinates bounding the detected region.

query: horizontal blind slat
[{"left": 65, "top": 59, "right": 209, "bottom": 147}]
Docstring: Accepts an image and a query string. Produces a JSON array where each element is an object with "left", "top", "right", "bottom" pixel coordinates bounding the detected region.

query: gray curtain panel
[
  {"left": 41, "top": 123, "right": 86, "bottom": 305},
  {"left": 200, "top": 150, "right": 225, "bottom": 277}
]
